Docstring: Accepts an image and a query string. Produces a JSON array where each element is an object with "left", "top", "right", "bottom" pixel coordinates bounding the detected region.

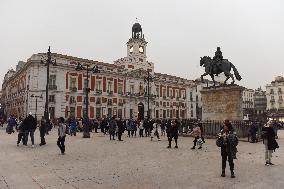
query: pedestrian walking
[
  {"left": 161, "top": 120, "right": 166, "bottom": 136},
  {"left": 166, "top": 120, "right": 179, "bottom": 148},
  {"left": 216, "top": 120, "right": 238, "bottom": 178},
  {"left": 16, "top": 117, "right": 24, "bottom": 146},
  {"left": 117, "top": 118, "right": 124, "bottom": 141},
  {"left": 39, "top": 116, "right": 47, "bottom": 146},
  {"left": 57, "top": 117, "right": 66, "bottom": 155},
  {"left": 190, "top": 124, "right": 203, "bottom": 149},
  {"left": 261, "top": 119, "right": 279, "bottom": 166},
  {"left": 139, "top": 120, "right": 144, "bottom": 137},
  {"left": 151, "top": 120, "right": 161, "bottom": 141},
  {"left": 249, "top": 121, "right": 258, "bottom": 143},
  {"left": 109, "top": 117, "right": 117, "bottom": 140},
  {"left": 69, "top": 117, "right": 77, "bottom": 136},
  {"left": 23, "top": 113, "right": 37, "bottom": 147},
  {"left": 6, "top": 115, "right": 16, "bottom": 134}
]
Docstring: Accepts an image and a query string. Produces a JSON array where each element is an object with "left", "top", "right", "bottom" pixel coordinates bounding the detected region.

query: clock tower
[{"left": 114, "top": 22, "right": 154, "bottom": 72}]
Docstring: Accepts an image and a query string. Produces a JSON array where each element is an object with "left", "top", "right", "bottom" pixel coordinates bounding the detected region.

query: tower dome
[{"left": 132, "top": 22, "right": 143, "bottom": 39}]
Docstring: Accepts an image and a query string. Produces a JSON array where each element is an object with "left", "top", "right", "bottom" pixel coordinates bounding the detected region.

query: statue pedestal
[{"left": 200, "top": 85, "right": 244, "bottom": 121}]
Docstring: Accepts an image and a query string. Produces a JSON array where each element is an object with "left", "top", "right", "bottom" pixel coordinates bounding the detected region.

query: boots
[
  {"left": 221, "top": 170, "right": 225, "bottom": 177},
  {"left": 231, "top": 170, "right": 235, "bottom": 178}
]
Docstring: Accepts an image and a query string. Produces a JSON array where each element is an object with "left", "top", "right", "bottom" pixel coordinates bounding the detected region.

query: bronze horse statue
[{"left": 200, "top": 56, "right": 242, "bottom": 86}]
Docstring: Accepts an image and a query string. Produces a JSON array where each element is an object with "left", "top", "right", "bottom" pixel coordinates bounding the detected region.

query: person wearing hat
[{"left": 261, "top": 119, "right": 279, "bottom": 166}]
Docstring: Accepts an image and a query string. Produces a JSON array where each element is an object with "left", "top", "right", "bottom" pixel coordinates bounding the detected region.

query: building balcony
[
  {"left": 270, "top": 99, "right": 275, "bottom": 103},
  {"left": 70, "top": 87, "right": 77, "bottom": 92},
  {"left": 96, "top": 89, "right": 102, "bottom": 95},
  {"left": 69, "top": 101, "right": 76, "bottom": 105},
  {"left": 48, "top": 85, "right": 57, "bottom": 90},
  {"left": 163, "top": 96, "right": 166, "bottom": 100},
  {"left": 107, "top": 90, "right": 113, "bottom": 96}
]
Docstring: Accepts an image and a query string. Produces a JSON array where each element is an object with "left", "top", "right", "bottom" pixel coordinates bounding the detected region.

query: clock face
[
  {"left": 139, "top": 46, "right": 144, "bottom": 53},
  {"left": 129, "top": 46, "right": 133, "bottom": 53}
]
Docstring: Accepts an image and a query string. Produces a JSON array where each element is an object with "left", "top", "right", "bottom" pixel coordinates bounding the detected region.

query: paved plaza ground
[{"left": 0, "top": 127, "right": 284, "bottom": 189}]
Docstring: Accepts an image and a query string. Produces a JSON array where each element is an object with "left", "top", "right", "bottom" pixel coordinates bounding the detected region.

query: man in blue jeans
[{"left": 22, "top": 112, "right": 37, "bottom": 147}]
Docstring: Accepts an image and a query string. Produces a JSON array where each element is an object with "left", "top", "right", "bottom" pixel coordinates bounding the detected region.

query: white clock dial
[
  {"left": 139, "top": 46, "right": 144, "bottom": 53},
  {"left": 129, "top": 46, "right": 133, "bottom": 53}
]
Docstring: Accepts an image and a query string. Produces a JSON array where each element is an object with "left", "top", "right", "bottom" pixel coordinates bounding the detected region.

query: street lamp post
[
  {"left": 30, "top": 94, "right": 43, "bottom": 120},
  {"left": 75, "top": 63, "right": 100, "bottom": 138},
  {"left": 41, "top": 46, "right": 56, "bottom": 122},
  {"left": 144, "top": 71, "right": 155, "bottom": 119}
]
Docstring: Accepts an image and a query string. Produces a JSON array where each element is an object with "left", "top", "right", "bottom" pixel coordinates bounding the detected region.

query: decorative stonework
[{"left": 201, "top": 85, "right": 244, "bottom": 121}]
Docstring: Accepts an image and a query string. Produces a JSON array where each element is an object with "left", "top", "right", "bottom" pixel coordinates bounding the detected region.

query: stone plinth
[{"left": 201, "top": 85, "right": 244, "bottom": 121}]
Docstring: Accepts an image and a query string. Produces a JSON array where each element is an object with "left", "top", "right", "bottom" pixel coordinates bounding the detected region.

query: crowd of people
[{"left": 3, "top": 113, "right": 281, "bottom": 179}]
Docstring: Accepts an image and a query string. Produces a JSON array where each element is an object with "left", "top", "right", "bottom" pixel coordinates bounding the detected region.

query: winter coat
[
  {"left": 190, "top": 127, "right": 201, "bottom": 137},
  {"left": 39, "top": 119, "right": 47, "bottom": 134},
  {"left": 217, "top": 131, "right": 238, "bottom": 159},
  {"left": 109, "top": 120, "right": 117, "bottom": 133},
  {"left": 58, "top": 123, "right": 66, "bottom": 138},
  {"left": 117, "top": 120, "right": 124, "bottom": 133},
  {"left": 262, "top": 126, "right": 279, "bottom": 151},
  {"left": 70, "top": 120, "right": 77, "bottom": 130},
  {"left": 23, "top": 115, "right": 37, "bottom": 130}
]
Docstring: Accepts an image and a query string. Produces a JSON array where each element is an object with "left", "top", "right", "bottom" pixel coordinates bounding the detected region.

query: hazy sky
[{"left": 0, "top": 0, "right": 283, "bottom": 89}]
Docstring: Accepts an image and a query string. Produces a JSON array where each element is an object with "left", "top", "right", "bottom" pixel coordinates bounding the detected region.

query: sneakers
[
  {"left": 167, "top": 146, "right": 171, "bottom": 148},
  {"left": 158, "top": 139, "right": 161, "bottom": 141},
  {"left": 191, "top": 147, "right": 195, "bottom": 150},
  {"left": 17, "top": 143, "right": 19, "bottom": 147},
  {"left": 265, "top": 162, "right": 270, "bottom": 166},
  {"left": 269, "top": 162, "right": 274, "bottom": 165},
  {"left": 31, "top": 145, "right": 35, "bottom": 148},
  {"left": 198, "top": 146, "right": 202, "bottom": 149},
  {"left": 221, "top": 171, "right": 225, "bottom": 177},
  {"left": 175, "top": 146, "right": 178, "bottom": 148}
]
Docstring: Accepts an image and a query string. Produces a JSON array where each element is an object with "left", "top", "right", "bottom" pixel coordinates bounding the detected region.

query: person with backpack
[
  {"left": 262, "top": 119, "right": 279, "bottom": 166},
  {"left": 69, "top": 117, "right": 77, "bottom": 136},
  {"left": 216, "top": 120, "right": 238, "bottom": 178},
  {"left": 57, "top": 117, "right": 67, "bottom": 155}
]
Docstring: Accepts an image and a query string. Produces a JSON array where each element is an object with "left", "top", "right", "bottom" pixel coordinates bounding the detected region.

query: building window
[
  {"left": 130, "top": 109, "right": 133, "bottom": 118},
  {"left": 49, "top": 95, "right": 55, "bottom": 103},
  {"left": 84, "top": 79, "right": 88, "bottom": 92},
  {"left": 96, "top": 108, "right": 101, "bottom": 118},
  {"left": 118, "top": 109, "right": 122, "bottom": 118},
  {"left": 118, "top": 83, "right": 123, "bottom": 94},
  {"left": 191, "top": 110, "right": 194, "bottom": 117},
  {"left": 270, "top": 89, "right": 274, "bottom": 94},
  {"left": 96, "top": 81, "right": 102, "bottom": 90},
  {"left": 163, "top": 88, "right": 166, "bottom": 98},
  {"left": 70, "top": 107, "right": 75, "bottom": 117},
  {"left": 49, "top": 75, "right": 56, "bottom": 87},
  {"left": 130, "top": 85, "right": 134, "bottom": 94},
  {"left": 107, "top": 81, "right": 112, "bottom": 93},
  {"left": 70, "top": 78, "right": 77, "bottom": 89},
  {"left": 49, "top": 107, "right": 55, "bottom": 119},
  {"left": 70, "top": 96, "right": 76, "bottom": 104},
  {"left": 156, "top": 87, "right": 159, "bottom": 97}
]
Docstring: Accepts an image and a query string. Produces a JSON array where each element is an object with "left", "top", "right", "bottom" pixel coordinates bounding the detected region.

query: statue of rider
[{"left": 212, "top": 47, "right": 223, "bottom": 75}]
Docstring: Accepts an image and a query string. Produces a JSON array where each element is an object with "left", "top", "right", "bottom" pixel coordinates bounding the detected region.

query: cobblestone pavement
[{"left": 0, "top": 127, "right": 283, "bottom": 189}]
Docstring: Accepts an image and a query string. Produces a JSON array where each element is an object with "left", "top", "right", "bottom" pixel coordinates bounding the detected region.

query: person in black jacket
[
  {"left": 262, "top": 120, "right": 279, "bottom": 166},
  {"left": 117, "top": 118, "right": 125, "bottom": 141},
  {"left": 39, "top": 116, "right": 47, "bottom": 146},
  {"left": 166, "top": 119, "right": 179, "bottom": 148},
  {"left": 23, "top": 113, "right": 37, "bottom": 147},
  {"left": 217, "top": 120, "right": 238, "bottom": 178}
]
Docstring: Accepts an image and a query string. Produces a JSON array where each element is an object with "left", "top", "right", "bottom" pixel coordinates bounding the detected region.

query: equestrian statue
[{"left": 200, "top": 47, "right": 242, "bottom": 86}]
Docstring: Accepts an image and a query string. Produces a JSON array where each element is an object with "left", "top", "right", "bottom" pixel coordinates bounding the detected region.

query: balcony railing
[
  {"left": 70, "top": 87, "right": 77, "bottom": 92},
  {"left": 270, "top": 99, "right": 275, "bottom": 103},
  {"left": 96, "top": 89, "right": 102, "bottom": 95},
  {"left": 48, "top": 85, "right": 57, "bottom": 90},
  {"left": 107, "top": 90, "right": 113, "bottom": 95}
]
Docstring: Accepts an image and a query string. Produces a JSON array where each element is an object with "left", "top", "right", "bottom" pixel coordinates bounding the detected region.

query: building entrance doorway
[{"left": 138, "top": 102, "right": 144, "bottom": 120}]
